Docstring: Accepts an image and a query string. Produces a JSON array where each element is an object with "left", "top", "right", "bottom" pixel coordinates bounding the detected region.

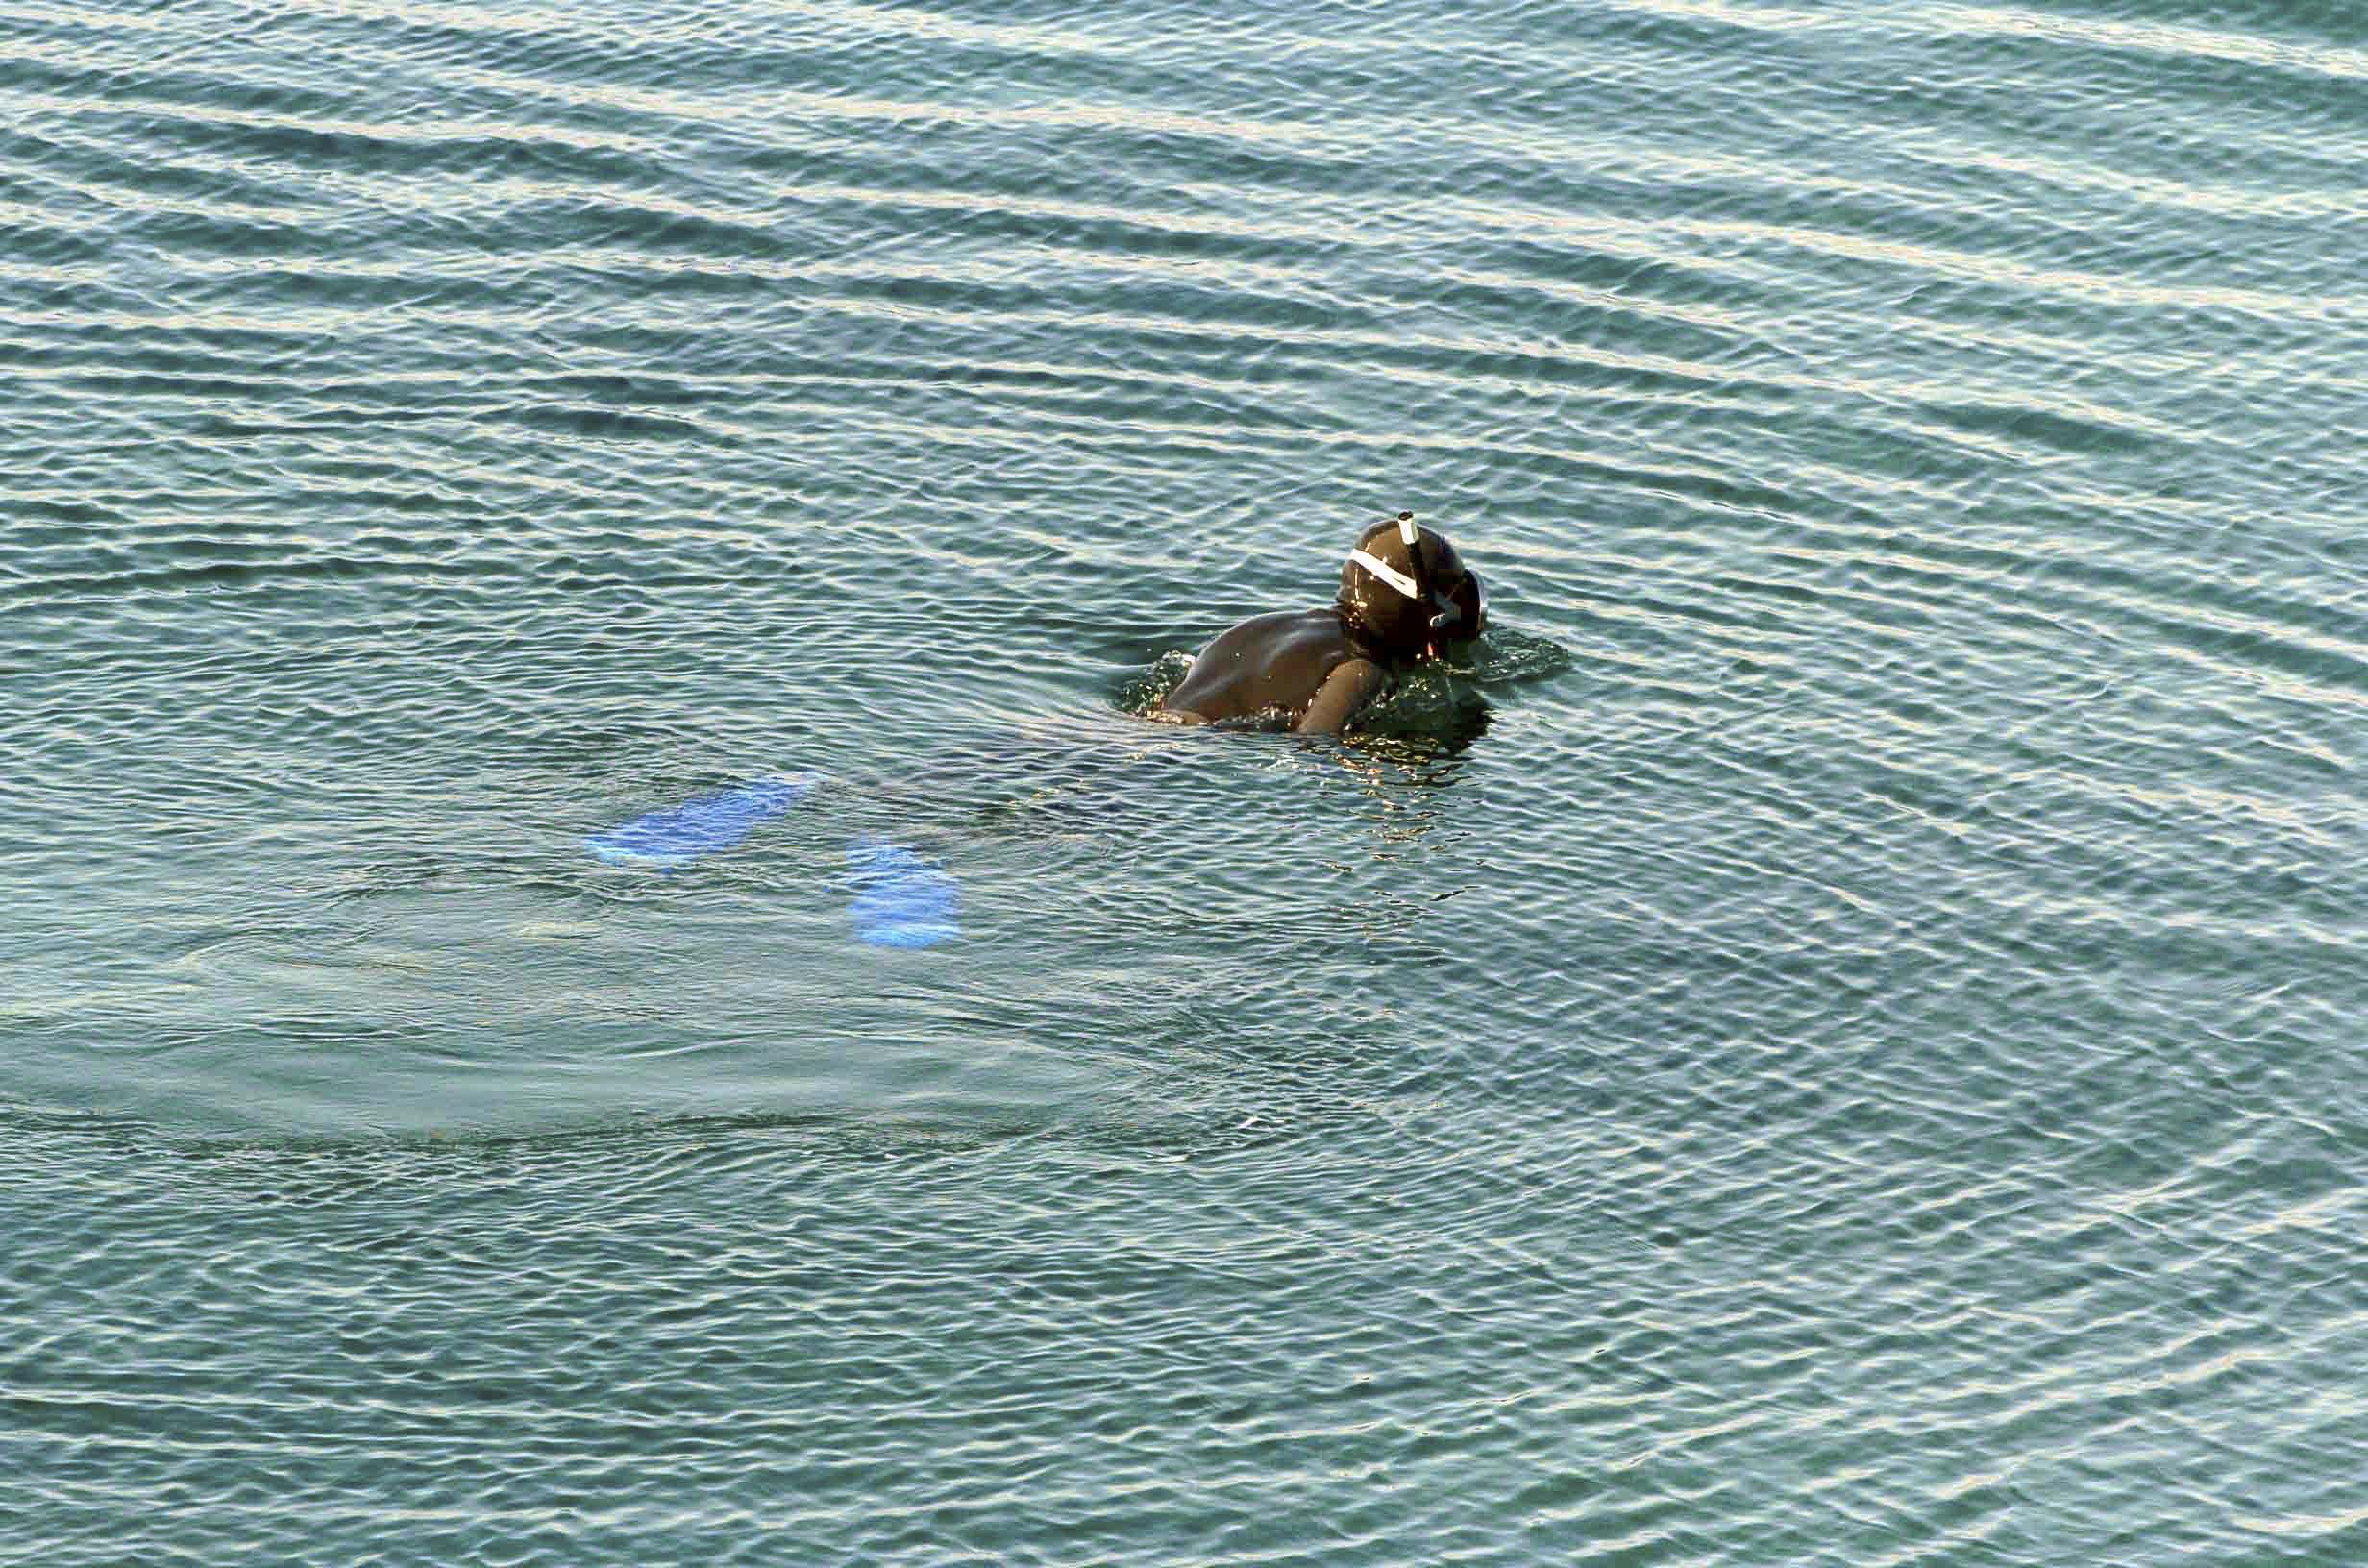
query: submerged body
[
  {"left": 1153, "top": 608, "right": 1390, "bottom": 733},
  {"left": 1153, "top": 512, "right": 1487, "bottom": 736}
]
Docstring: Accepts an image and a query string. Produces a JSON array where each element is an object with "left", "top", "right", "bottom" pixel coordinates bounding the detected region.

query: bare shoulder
[{"left": 1157, "top": 608, "right": 1366, "bottom": 725}]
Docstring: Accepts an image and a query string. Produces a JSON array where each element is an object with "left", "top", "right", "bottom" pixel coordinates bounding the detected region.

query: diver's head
[{"left": 1337, "top": 511, "right": 1488, "bottom": 658}]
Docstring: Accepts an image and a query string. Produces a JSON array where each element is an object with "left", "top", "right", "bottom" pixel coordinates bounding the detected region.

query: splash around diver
[{"left": 1149, "top": 512, "right": 1489, "bottom": 737}]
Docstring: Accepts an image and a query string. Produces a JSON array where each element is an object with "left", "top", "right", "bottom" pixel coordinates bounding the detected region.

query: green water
[{"left": 4, "top": 1, "right": 2363, "bottom": 1562}]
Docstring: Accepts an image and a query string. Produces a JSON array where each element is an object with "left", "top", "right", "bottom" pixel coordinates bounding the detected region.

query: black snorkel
[
  {"left": 1408, "top": 511, "right": 1487, "bottom": 652},
  {"left": 1395, "top": 511, "right": 1438, "bottom": 660}
]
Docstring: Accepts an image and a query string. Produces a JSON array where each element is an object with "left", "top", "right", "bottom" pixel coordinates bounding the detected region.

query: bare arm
[{"left": 1295, "top": 658, "right": 1388, "bottom": 735}]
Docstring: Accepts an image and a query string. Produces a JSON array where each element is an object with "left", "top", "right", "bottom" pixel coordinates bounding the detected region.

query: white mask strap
[{"left": 1348, "top": 549, "right": 1420, "bottom": 600}]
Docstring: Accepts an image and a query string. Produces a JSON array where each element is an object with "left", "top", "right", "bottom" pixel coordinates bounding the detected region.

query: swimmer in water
[{"left": 1154, "top": 512, "right": 1487, "bottom": 734}]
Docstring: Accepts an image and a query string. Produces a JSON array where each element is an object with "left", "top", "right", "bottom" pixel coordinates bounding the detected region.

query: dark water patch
[
  {"left": 1, "top": 44, "right": 407, "bottom": 128},
  {"left": 42, "top": 100, "right": 661, "bottom": 196},
  {"left": 494, "top": 195, "right": 783, "bottom": 261},
  {"left": 0, "top": 212, "right": 113, "bottom": 268},
  {"left": 530, "top": 372, "right": 715, "bottom": 409},
  {"left": 56, "top": 369, "right": 310, "bottom": 404},
  {"left": 1911, "top": 2, "right": 2368, "bottom": 98},
  {"left": 130, "top": 261, "right": 481, "bottom": 314},
  {"left": 32, "top": 138, "right": 332, "bottom": 219},
  {"left": 2, "top": 497, "right": 132, "bottom": 528},
  {"left": 1837, "top": 17, "right": 2368, "bottom": 184},
  {"left": 0, "top": 551, "right": 527, "bottom": 611},
  {"left": 502, "top": 403, "right": 727, "bottom": 445}
]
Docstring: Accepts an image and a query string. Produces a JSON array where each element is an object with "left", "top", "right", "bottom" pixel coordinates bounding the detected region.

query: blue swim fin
[
  {"left": 584, "top": 773, "right": 823, "bottom": 869},
  {"left": 846, "top": 835, "right": 960, "bottom": 948}
]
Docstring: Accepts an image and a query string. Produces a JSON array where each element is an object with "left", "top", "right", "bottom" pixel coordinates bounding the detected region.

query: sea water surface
[{"left": 4, "top": 0, "right": 2364, "bottom": 1562}]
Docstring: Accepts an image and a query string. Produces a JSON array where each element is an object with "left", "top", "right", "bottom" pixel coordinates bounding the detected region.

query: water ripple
[{"left": 5, "top": 0, "right": 2366, "bottom": 1561}]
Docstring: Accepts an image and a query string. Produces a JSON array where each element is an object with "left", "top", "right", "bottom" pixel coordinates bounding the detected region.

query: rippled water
[{"left": 5, "top": 0, "right": 2365, "bottom": 1561}]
